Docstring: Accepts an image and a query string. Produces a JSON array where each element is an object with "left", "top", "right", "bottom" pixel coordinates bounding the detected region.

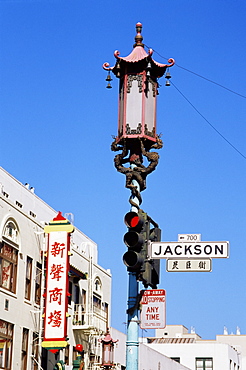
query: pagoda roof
[{"left": 103, "top": 22, "right": 175, "bottom": 78}]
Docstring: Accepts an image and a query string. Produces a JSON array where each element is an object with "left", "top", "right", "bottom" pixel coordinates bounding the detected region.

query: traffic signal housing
[
  {"left": 140, "top": 226, "right": 161, "bottom": 289},
  {"left": 123, "top": 210, "right": 147, "bottom": 273},
  {"left": 123, "top": 210, "right": 161, "bottom": 289}
]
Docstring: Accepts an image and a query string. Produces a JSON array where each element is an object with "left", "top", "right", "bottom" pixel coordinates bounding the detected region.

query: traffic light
[
  {"left": 123, "top": 210, "right": 161, "bottom": 289},
  {"left": 122, "top": 210, "right": 147, "bottom": 273},
  {"left": 140, "top": 227, "right": 161, "bottom": 289}
]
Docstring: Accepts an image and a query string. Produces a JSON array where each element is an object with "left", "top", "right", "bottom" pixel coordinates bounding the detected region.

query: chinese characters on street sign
[
  {"left": 166, "top": 258, "right": 212, "bottom": 272},
  {"left": 148, "top": 234, "right": 229, "bottom": 273},
  {"left": 140, "top": 289, "right": 166, "bottom": 329}
]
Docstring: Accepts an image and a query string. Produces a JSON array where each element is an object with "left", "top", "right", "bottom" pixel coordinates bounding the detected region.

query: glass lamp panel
[
  {"left": 118, "top": 80, "right": 124, "bottom": 137},
  {"left": 125, "top": 76, "right": 142, "bottom": 133},
  {"left": 144, "top": 79, "right": 156, "bottom": 136}
]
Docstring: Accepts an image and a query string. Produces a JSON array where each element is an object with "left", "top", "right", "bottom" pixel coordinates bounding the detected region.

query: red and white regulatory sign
[{"left": 140, "top": 289, "right": 166, "bottom": 329}]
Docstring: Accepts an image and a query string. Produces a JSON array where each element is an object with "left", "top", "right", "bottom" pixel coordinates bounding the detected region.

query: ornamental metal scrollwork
[
  {"left": 111, "top": 136, "right": 163, "bottom": 208},
  {"left": 127, "top": 75, "right": 143, "bottom": 93},
  {"left": 126, "top": 123, "right": 142, "bottom": 135},
  {"left": 144, "top": 124, "right": 155, "bottom": 138}
]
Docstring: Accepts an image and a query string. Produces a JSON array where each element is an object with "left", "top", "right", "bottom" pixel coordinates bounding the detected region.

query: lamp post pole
[
  {"left": 103, "top": 23, "right": 174, "bottom": 370},
  {"left": 126, "top": 176, "right": 140, "bottom": 370}
]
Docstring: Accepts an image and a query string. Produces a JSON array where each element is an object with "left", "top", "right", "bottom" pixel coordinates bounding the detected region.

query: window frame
[
  {"left": 0, "top": 319, "right": 14, "bottom": 370},
  {"left": 196, "top": 357, "right": 213, "bottom": 370},
  {"left": 0, "top": 243, "right": 18, "bottom": 293},
  {"left": 35, "top": 262, "right": 42, "bottom": 305},
  {"left": 21, "top": 328, "right": 29, "bottom": 370},
  {"left": 25, "top": 256, "right": 33, "bottom": 300}
]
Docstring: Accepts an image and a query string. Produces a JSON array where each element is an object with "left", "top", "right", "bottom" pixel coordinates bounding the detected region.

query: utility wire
[
  {"left": 174, "top": 64, "right": 246, "bottom": 99},
  {"left": 144, "top": 44, "right": 246, "bottom": 159},
  {"left": 144, "top": 44, "right": 246, "bottom": 99},
  {"left": 171, "top": 81, "right": 246, "bottom": 160}
]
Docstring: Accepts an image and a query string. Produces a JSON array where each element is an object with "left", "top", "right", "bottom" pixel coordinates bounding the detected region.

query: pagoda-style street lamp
[
  {"left": 103, "top": 22, "right": 174, "bottom": 370},
  {"left": 100, "top": 329, "right": 118, "bottom": 369},
  {"left": 103, "top": 22, "right": 175, "bottom": 207}
]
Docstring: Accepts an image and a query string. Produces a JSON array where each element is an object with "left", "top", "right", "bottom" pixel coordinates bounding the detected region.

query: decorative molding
[{"left": 127, "top": 75, "right": 143, "bottom": 93}]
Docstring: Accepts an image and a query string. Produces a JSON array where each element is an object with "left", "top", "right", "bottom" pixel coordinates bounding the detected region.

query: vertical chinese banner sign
[{"left": 42, "top": 212, "right": 74, "bottom": 353}]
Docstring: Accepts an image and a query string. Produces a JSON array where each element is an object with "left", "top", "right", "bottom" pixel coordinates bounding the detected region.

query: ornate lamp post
[
  {"left": 103, "top": 23, "right": 174, "bottom": 370},
  {"left": 100, "top": 329, "right": 118, "bottom": 369},
  {"left": 104, "top": 22, "right": 174, "bottom": 208}
]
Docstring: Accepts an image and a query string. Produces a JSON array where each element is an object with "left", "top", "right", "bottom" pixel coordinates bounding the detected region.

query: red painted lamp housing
[
  {"left": 103, "top": 22, "right": 174, "bottom": 150},
  {"left": 100, "top": 329, "right": 118, "bottom": 368}
]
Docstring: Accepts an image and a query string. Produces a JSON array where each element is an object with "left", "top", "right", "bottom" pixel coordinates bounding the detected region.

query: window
[
  {"left": 196, "top": 358, "right": 213, "bottom": 370},
  {"left": 0, "top": 243, "right": 18, "bottom": 293},
  {"left": 3, "top": 221, "right": 18, "bottom": 243},
  {"left": 32, "top": 332, "right": 39, "bottom": 370},
  {"left": 74, "top": 285, "right": 80, "bottom": 305},
  {"left": 94, "top": 277, "right": 102, "bottom": 293},
  {"left": 35, "top": 262, "right": 42, "bottom": 305},
  {"left": 21, "top": 328, "right": 29, "bottom": 370},
  {"left": 93, "top": 295, "right": 101, "bottom": 309},
  {"left": 103, "top": 302, "right": 109, "bottom": 327},
  {"left": 171, "top": 357, "right": 180, "bottom": 363},
  {"left": 0, "top": 319, "right": 14, "bottom": 370},
  {"left": 25, "top": 257, "right": 33, "bottom": 300}
]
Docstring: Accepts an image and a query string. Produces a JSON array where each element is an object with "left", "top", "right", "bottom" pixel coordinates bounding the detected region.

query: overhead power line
[
  {"left": 171, "top": 81, "right": 246, "bottom": 160},
  {"left": 144, "top": 44, "right": 246, "bottom": 160},
  {"left": 145, "top": 45, "right": 246, "bottom": 99}
]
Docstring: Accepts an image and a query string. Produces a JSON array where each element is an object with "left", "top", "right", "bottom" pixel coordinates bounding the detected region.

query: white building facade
[
  {"left": 145, "top": 325, "right": 242, "bottom": 370},
  {"left": 0, "top": 167, "right": 111, "bottom": 370},
  {"left": 110, "top": 328, "right": 191, "bottom": 370}
]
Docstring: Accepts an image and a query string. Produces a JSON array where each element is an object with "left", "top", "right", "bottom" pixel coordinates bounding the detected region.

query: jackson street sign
[{"left": 150, "top": 241, "right": 229, "bottom": 259}]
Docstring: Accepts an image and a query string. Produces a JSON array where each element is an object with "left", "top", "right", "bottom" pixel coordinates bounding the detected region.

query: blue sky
[{"left": 1, "top": 0, "right": 246, "bottom": 340}]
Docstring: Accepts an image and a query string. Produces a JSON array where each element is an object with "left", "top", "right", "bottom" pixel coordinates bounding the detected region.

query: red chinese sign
[
  {"left": 42, "top": 212, "right": 74, "bottom": 352},
  {"left": 42, "top": 213, "right": 74, "bottom": 352},
  {"left": 44, "top": 232, "right": 68, "bottom": 340}
]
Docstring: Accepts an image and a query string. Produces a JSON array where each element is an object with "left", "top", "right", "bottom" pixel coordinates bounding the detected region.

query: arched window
[
  {"left": 94, "top": 277, "right": 102, "bottom": 293},
  {"left": 3, "top": 220, "right": 19, "bottom": 244},
  {"left": 0, "top": 219, "right": 19, "bottom": 293}
]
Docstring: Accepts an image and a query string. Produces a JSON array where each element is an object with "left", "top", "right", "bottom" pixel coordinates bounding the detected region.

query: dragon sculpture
[{"left": 111, "top": 136, "right": 163, "bottom": 209}]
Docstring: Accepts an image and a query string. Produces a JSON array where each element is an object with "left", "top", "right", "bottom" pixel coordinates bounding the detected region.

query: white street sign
[
  {"left": 178, "top": 234, "right": 201, "bottom": 242},
  {"left": 166, "top": 258, "right": 212, "bottom": 272},
  {"left": 140, "top": 289, "right": 166, "bottom": 329},
  {"left": 150, "top": 241, "right": 229, "bottom": 259}
]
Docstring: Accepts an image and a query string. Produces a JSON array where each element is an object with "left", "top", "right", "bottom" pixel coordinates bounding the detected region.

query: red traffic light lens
[
  {"left": 130, "top": 216, "right": 140, "bottom": 228},
  {"left": 124, "top": 212, "right": 143, "bottom": 229}
]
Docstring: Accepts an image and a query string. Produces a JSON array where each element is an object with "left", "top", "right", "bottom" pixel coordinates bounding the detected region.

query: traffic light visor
[
  {"left": 124, "top": 231, "right": 144, "bottom": 250},
  {"left": 123, "top": 250, "right": 144, "bottom": 270}
]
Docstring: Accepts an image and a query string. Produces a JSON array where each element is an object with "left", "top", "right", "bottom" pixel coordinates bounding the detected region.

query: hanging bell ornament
[
  {"left": 115, "top": 61, "right": 121, "bottom": 78},
  {"left": 106, "top": 72, "right": 112, "bottom": 88},
  {"left": 146, "top": 61, "right": 152, "bottom": 77},
  {"left": 106, "top": 72, "right": 112, "bottom": 82},
  {"left": 165, "top": 70, "right": 171, "bottom": 86}
]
